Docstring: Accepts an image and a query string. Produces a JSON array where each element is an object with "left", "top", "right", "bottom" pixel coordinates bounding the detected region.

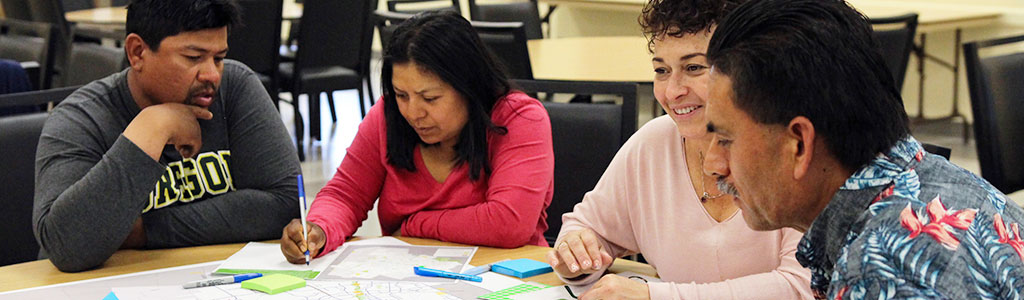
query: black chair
[
  {"left": 964, "top": 34, "right": 1024, "bottom": 194},
  {"left": 468, "top": 0, "right": 543, "bottom": 40},
  {"left": 63, "top": 43, "right": 127, "bottom": 86},
  {"left": 281, "top": 0, "right": 374, "bottom": 161},
  {"left": 0, "top": 84, "right": 78, "bottom": 112},
  {"left": 0, "top": 19, "right": 58, "bottom": 90},
  {"left": 0, "top": 112, "right": 48, "bottom": 267},
  {"left": 870, "top": 13, "right": 918, "bottom": 91},
  {"left": 0, "top": 85, "right": 78, "bottom": 267},
  {"left": 386, "top": 0, "right": 459, "bottom": 14},
  {"left": 373, "top": 10, "right": 415, "bottom": 51},
  {"left": 60, "top": 0, "right": 93, "bottom": 12},
  {"left": 1, "top": 0, "right": 33, "bottom": 21},
  {"left": 511, "top": 79, "right": 637, "bottom": 245},
  {"left": 26, "top": 0, "right": 75, "bottom": 87},
  {"left": 227, "top": 0, "right": 283, "bottom": 105},
  {"left": 28, "top": 0, "right": 130, "bottom": 85},
  {"left": 921, "top": 143, "right": 951, "bottom": 160},
  {"left": 472, "top": 20, "right": 533, "bottom": 80}
]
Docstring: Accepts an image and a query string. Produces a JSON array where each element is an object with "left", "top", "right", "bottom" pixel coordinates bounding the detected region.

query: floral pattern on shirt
[{"left": 796, "top": 136, "right": 1024, "bottom": 300}]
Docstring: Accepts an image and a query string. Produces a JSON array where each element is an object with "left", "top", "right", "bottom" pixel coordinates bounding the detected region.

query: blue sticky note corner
[
  {"left": 491, "top": 258, "right": 553, "bottom": 278},
  {"left": 102, "top": 291, "right": 119, "bottom": 300}
]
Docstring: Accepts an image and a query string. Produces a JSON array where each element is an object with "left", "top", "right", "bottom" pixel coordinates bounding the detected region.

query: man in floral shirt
[{"left": 701, "top": 0, "right": 1024, "bottom": 299}]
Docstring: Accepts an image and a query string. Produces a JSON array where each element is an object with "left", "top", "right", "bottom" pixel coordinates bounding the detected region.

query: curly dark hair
[{"left": 639, "top": 0, "right": 744, "bottom": 52}]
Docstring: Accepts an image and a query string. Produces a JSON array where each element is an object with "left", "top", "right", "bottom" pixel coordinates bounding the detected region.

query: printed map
[
  {"left": 110, "top": 281, "right": 463, "bottom": 300},
  {"left": 318, "top": 245, "right": 476, "bottom": 282}
]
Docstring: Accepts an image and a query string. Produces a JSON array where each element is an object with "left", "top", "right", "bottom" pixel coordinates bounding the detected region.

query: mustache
[
  {"left": 184, "top": 83, "right": 217, "bottom": 106},
  {"left": 189, "top": 83, "right": 217, "bottom": 96},
  {"left": 716, "top": 177, "right": 740, "bottom": 198}
]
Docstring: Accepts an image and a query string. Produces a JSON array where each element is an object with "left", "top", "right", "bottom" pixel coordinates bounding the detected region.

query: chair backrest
[
  {"left": 472, "top": 20, "right": 533, "bottom": 80},
  {"left": 921, "top": 143, "right": 951, "bottom": 160},
  {"left": 26, "top": 0, "right": 70, "bottom": 34},
  {"left": 468, "top": 0, "right": 542, "bottom": 40},
  {"left": 296, "top": 0, "right": 370, "bottom": 71},
  {"left": 372, "top": 10, "right": 415, "bottom": 51},
  {"left": 0, "top": 112, "right": 49, "bottom": 266},
  {"left": 387, "top": 0, "right": 459, "bottom": 14},
  {"left": 0, "top": 85, "right": 78, "bottom": 110},
  {"left": 964, "top": 34, "right": 1024, "bottom": 194},
  {"left": 870, "top": 13, "right": 917, "bottom": 91},
  {"left": 0, "top": 19, "right": 57, "bottom": 90},
  {"left": 0, "top": 85, "right": 77, "bottom": 267},
  {"left": 1, "top": 0, "right": 33, "bottom": 21},
  {"left": 227, "top": 0, "right": 283, "bottom": 77},
  {"left": 60, "top": 0, "right": 93, "bottom": 12},
  {"left": 511, "top": 79, "right": 637, "bottom": 244},
  {"left": 64, "top": 42, "right": 126, "bottom": 86},
  {"left": 26, "top": 0, "right": 72, "bottom": 88},
  {"left": 227, "top": 0, "right": 282, "bottom": 97}
]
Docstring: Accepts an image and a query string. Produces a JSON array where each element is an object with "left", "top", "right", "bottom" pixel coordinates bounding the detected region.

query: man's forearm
[
  {"left": 34, "top": 137, "right": 165, "bottom": 272},
  {"left": 141, "top": 188, "right": 297, "bottom": 248}
]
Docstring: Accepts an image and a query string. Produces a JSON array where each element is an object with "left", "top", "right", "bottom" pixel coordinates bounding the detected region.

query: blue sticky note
[
  {"left": 491, "top": 258, "right": 553, "bottom": 278},
  {"left": 102, "top": 291, "right": 119, "bottom": 300}
]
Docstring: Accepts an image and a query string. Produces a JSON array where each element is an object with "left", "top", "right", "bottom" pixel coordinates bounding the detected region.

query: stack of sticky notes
[
  {"left": 241, "top": 274, "right": 306, "bottom": 295},
  {"left": 491, "top": 259, "right": 553, "bottom": 278}
]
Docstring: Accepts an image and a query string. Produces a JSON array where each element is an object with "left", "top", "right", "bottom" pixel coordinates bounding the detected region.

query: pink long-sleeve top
[
  {"left": 558, "top": 115, "right": 813, "bottom": 300},
  {"left": 308, "top": 91, "right": 554, "bottom": 254}
]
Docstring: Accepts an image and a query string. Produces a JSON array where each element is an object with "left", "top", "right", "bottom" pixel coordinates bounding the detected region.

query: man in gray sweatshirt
[{"left": 33, "top": 0, "right": 300, "bottom": 272}]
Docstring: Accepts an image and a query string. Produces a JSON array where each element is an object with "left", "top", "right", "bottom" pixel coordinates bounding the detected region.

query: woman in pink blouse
[
  {"left": 280, "top": 11, "right": 554, "bottom": 262},
  {"left": 546, "top": 0, "right": 813, "bottom": 299}
]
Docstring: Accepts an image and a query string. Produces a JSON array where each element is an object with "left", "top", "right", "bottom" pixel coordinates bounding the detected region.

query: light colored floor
[{"left": 278, "top": 74, "right": 1024, "bottom": 237}]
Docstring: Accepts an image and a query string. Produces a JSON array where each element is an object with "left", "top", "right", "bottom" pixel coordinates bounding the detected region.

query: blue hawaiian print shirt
[{"left": 796, "top": 136, "right": 1024, "bottom": 299}]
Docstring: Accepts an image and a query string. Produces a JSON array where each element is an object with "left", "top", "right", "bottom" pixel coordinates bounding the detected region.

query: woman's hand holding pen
[
  {"left": 546, "top": 228, "right": 615, "bottom": 278},
  {"left": 281, "top": 219, "right": 326, "bottom": 264}
]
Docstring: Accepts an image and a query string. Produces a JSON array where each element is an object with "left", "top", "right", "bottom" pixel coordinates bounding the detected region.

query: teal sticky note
[
  {"left": 491, "top": 258, "right": 553, "bottom": 278},
  {"left": 240, "top": 273, "right": 306, "bottom": 295},
  {"left": 102, "top": 291, "right": 119, "bottom": 300}
]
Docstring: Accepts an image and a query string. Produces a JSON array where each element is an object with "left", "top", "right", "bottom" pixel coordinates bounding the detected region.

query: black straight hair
[
  {"left": 707, "top": 0, "right": 910, "bottom": 171},
  {"left": 381, "top": 10, "right": 512, "bottom": 180},
  {"left": 126, "top": 0, "right": 241, "bottom": 51}
]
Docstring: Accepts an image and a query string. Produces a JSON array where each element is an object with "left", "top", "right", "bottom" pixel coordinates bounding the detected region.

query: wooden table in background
[
  {"left": 0, "top": 236, "right": 656, "bottom": 293},
  {"left": 528, "top": 36, "right": 651, "bottom": 83}
]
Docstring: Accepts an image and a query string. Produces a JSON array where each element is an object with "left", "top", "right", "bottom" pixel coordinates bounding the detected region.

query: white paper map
[
  {"left": 317, "top": 245, "right": 477, "bottom": 282},
  {"left": 110, "top": 281, "right": 465, "bottom": 300}
]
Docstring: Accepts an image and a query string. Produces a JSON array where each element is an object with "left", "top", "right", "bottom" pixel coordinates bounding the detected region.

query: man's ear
[
  {"left": 785, "top": 116, "right": 816, "bottom": 180},
  {"left": 124, "top": 33, "right": 148, "bottom": 72}
]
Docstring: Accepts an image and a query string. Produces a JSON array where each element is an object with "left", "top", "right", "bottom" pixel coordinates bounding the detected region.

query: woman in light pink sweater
[{"left": 546, "top": 0, "right": 813, "bottom": 299}]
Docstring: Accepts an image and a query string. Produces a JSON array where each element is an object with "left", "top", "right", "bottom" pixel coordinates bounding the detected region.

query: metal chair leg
[
  {"left": 326, "top": 91, "right": 338, "bottom": 123},
  {"left": 291, "top": 92, "right": 305, "bottom": 161}
]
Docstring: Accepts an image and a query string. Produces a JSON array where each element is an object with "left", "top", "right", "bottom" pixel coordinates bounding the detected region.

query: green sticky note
[
  {"left": 240, "top": 273, "right": 306, "bottom": 295},
  {"left": 477, "top": 283, "right": 550, "bottom": 300}
]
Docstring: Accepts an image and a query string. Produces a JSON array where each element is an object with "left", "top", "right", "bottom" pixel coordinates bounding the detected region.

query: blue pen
[
  {"left": 414, "top": 266, "right": 483, "bottom": 282},
  {"left": 182, "top": 273, "right": 262, "bottom": 289},
  {"left": 298, "top": 174, "right": 310, "bottom": 265}
]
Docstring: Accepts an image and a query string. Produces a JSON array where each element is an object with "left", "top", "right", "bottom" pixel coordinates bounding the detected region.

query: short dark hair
[
  {"left": 126, "top": 0, "right": 241, "bottom": 51},
  {"left": 381, "top": 10, "right": 512, "bottom": 180},
  {"left": 639, "top": 0, "right": 744, "bottom": 52},
  {"left": 707, "top": 0, "right": 909, "bottom": 171}
]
